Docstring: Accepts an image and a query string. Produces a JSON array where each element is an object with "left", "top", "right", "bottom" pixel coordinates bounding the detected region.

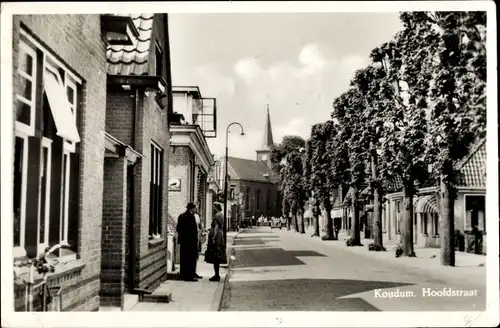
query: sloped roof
[
  {"left": 227, "top": 157, "right": 275, "bottom": 183},
  {"left": 106, "top": 13, "right": 154, "bottom": 75},
  {"left": 455, "top": 139, "right": 486, "bottom": 187}
]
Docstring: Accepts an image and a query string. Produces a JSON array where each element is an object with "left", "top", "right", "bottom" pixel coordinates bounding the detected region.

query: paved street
[{"left": 221, "top": 227, "right": 486, "bottom": 311}]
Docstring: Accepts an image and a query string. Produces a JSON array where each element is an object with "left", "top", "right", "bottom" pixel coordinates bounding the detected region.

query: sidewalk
[
  {"left": 131, "top": 230, "right": 240, "bottom": 311},
  {"left": 277, "top": 228, "right": 486, "bottom": 288}
]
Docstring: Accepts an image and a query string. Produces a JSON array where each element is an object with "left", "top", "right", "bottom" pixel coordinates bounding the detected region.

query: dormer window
[
  {"left": 155, "top": 41, "right": 163, "bottom": 77},
  {"left": 101, "top": 14, "right": 139, "bottom": 46}
]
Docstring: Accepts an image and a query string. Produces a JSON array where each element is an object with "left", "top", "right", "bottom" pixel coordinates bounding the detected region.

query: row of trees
[{"left": 270, "top": 12, "right": 486, "bottom": 266}]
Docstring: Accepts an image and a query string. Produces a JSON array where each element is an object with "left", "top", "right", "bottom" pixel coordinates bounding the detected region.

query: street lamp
[{"left": 224, "top": 122, "right": 245, "bottom": 246}]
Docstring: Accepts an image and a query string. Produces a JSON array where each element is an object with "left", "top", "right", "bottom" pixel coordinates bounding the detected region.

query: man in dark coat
[{"left": 176, "top": 202, "right": 199, "bottom": 282}]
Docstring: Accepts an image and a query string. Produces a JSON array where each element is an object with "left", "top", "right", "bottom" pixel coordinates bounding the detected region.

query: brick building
[
  {"left": 12, "top": 14, "right": 112, "bottom": 311},
  {"left": 167, "top": 86, "right": 216, "bottom": 269},
  {"left": 11, "top": 13, "right": 174, "bottom": 312},
  {"left": 217, "top": 107, "right": 281, "bottom": 226},
  {"left": 102, "top": 13, "right": 173, "bottom": 308},
  {"left": 167, "top": 86, "right": 216, "bottom": 227}
]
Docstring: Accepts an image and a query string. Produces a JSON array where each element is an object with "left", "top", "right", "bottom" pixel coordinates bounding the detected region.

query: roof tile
[
  {"left": 227, "top": 157, "right": 275, "bottom": 183},
  {"left": 106, "top": 14, "right": 154, "bottom": 76},
  {"left": 456, "top": 140, "right": 486, "bottom": 187}
]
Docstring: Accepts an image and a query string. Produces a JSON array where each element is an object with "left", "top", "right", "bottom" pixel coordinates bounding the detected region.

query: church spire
[
  {"left": 256, "top": 104, "right": 274, "bottom": 166},
  {"left": 261, "top": 104, "right": 274, "bottom": 150}
]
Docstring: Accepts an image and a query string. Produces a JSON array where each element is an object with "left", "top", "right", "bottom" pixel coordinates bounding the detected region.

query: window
[
  {"left": 261, "top": 154, "right": 267, "bottom": 161},
  {"left": 432, "top": 213, "right": 439, "bottom": 236},
  {"left": 16, "top": 41, "right": 37, "bottom": 135},
  {"left": 60, "top": 151, "right": 70, "bottom": 243},
  {"left": 149, "top": 142, "right": 164, "bottom": 238},
  {"left": 13, "top": 30, "right": 82, "bottom": 258},
  {"left": 229, "top": 187, "right": 235, "bottom": 200},
  {"left": 155, "top": 42, "right": 163, "bottom": 77},
  {"left": 396, "top": 200, "right": 401, "bottom": 234},
  {"left": 64, "top": 76, "right": 78, "bottom": 152},
  {"left": 245, "top": 187, "right": 250, "bottom": 211},
  {"left": 421, "top": 213, "right": 428, "bottom": 235},
  {"left": 256, "top": 189, "right": 261, "bottom": 211},
  {"left": 13, "top": 136, "right": 28, "bottom": 256},
  {"left": 465, "top": 195, "right": 486, "bottom": 232},
  {"left": 37, "top": 139, "right": 52, "bottom": 253}
]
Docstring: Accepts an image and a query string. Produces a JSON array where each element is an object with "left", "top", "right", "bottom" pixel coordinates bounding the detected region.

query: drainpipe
[{"left": 128, "top": 88, "right": 140, "bottom": 292}]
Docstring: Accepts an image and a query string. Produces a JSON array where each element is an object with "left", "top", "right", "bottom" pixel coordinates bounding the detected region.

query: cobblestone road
[{"left": 221, "top": 227, "right": 486, "bottom": 311}]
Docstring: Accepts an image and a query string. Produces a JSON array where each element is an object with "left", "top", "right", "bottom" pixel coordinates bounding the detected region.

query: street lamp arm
[{"left": 226, "top": 122, "right": 245, "bottom": 138}]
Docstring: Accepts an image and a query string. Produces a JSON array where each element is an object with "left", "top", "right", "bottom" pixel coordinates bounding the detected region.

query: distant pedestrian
[
  {"left": 176, "top": 202, "right": 199, "bottom": 282},
  {"left": 205, "top": 203, "right": 227, "bottom": 281}
]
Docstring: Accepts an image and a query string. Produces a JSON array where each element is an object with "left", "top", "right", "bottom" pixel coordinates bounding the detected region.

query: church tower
[{"left": 256, "top": 104, "right": 274, "bottom": 167}]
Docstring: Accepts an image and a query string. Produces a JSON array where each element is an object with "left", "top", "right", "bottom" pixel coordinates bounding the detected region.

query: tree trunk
[
  {"left": 313, "top": 204, "right": 320, "bottom": 237},
  {"left": 287, "top": 216, "right": 291, "bottom": 231},
  {"left": 440, "top": 177, "right": 456, "bottom": 266},
  {"left": 351, "top": 186, "right": 361, "bottom": 245},
  {"left": 293, "top": 212, "right": 299, "bottom": 232},
  {"left": 300, "top": 209, "right": 305, "bottom": 234},
  {"left": 324, "top": 200, "right": 334, "bottom": 239},
  {"left": 401, "top": 183, "right": 416, "bottom": 257},
  {"left": 371, "top": 150, "right": 384, "bottom": 248}
]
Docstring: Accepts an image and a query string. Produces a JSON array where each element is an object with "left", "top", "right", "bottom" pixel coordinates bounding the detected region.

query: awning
[
  {"left": 414, "top": 195, "right": 438, "bottom": 213},
  {"left": 44, "top": 72, "right": 80, "bottom": 143}
]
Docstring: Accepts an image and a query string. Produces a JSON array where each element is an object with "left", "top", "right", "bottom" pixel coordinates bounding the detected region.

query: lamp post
[{"left": 224, "top": 122, "right": 245, "bottom": 246}]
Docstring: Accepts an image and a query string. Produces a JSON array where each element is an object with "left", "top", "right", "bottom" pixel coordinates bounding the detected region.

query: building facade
[
  {"left": 12, "top": 14, "right": 110, "bottom": 311},
  {"left": 167, "top": 86, "right": 216, "bottom": 269},
  {"left": 102, "top": 13, "right": 173, "bottom": 308},
  {"left": 12, "top": 13, "right": 174, "bottom": 312}
]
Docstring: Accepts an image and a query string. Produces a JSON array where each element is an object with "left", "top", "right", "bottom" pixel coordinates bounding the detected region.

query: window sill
[
  {"left": 148, "top": 237, "right": 165, "bottom": 248},
  {"left": 433, "top": 234, "right": 440, "bottom": 238},
  {"left": 422, "top": 233, "right": 429, "bottom": 237}
]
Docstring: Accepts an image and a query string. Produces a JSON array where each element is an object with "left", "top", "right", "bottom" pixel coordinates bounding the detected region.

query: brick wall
[
  {"left": 168, "top": 146, "right": 192, "bottom": 225},
  {"left": 134, "top": 14, "right": 171, "bottom": 288},
  {"left": 105, "top": 91, "right": 135, "bottom": 145},
  {"left": 100, "top": 157, "right": 127, "bottom": 307},
  {"left": 13, "top": 14, "right": 107, "bottom": 311}
]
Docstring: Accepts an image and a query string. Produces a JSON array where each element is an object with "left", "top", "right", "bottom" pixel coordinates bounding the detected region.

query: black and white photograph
[{"left": 1, "top": 1, "right": 498, "bottom": 327}]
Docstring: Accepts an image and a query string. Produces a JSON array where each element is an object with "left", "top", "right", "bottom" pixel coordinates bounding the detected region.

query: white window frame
[
  {"left": 150, "top": 141, "right": 163, "bottom": 237},
  {"left": 44, "top": 60, "right": 78, "bottom": 153},
  {"left": 37, "top": 137, "right": 52, "bottom": 254},
  {"left": 21, "top": 29, "right": 82, "bottom": 84},
  {"left": 64, "top": 74, "right": 78, "bottom": 152},
  {"left": 15, "top": 40, "right": 37, "bottom": 136},
  {"left": 59, "top": 150, "right": 71, "bottom": 243},
  {"left": 13, "top": 132, "right": 29, "bottom": 257}
]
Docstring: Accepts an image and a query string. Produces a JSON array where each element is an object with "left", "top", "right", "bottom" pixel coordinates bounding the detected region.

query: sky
[{"left": 168, "top": 13, "right": 403, "bottom": 161}]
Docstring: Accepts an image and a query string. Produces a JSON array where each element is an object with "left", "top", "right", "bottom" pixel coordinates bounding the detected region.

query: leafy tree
[
  {"left": 270, "top": 136, "right": 307, "bottom": 232},
  {"left": 284, "top": 148, "right": 307, "bottom": 233},
  {"left": 370, "top": 12, "right": 439, "bottom": 257},
  {"left": 422, "top": 11, "right": 487, "bottom": 266},
  {"left": 349, "top": 64, "right": 396, "bottom": 249},
  {"left": 303, "top": 134, "right": 321, "bottom": 237},
  {"left": 308, "top": 122, "right": 337, "bottom": 239},
  {"left": 331, "top": 89, "right": 367, "bottom": 246}
]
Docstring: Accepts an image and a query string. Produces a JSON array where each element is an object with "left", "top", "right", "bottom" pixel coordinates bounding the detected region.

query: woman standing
[{"left": 205, "top": 204, "right": 227, "bottom": 281}]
